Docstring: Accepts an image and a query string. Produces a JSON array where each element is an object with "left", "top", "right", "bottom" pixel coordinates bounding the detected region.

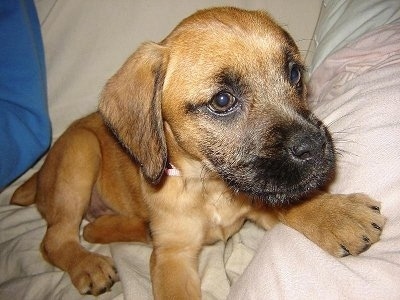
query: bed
[{"left": 1, "top": 0, "right": 400, "bottom": 299}]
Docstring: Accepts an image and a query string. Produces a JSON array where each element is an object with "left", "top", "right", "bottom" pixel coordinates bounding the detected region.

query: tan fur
[{"left": 11, "top": 7, "right": 385, "bottom": 298}]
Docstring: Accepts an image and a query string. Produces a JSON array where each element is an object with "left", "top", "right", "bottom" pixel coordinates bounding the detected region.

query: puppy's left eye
[
  {"left": 289, "top": 62, "right": 301, "bottom": 85},
  {"left": 208, "top": 92, "right": 238, "bottom": 114}
]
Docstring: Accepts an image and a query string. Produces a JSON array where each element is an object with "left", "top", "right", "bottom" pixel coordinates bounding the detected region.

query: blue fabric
[{"left": 0, "top": 0, "right": 51, "bottom": 189}]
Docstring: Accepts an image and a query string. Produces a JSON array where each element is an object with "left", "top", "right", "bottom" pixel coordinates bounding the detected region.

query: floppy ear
[{"left": 99, "top": 42, "right": 168, "bottom": 184}]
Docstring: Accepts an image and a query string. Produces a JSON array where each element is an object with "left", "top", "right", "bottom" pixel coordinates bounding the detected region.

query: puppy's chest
[{"left": 202, "top": 192, "right": 250, "bottom": 243}]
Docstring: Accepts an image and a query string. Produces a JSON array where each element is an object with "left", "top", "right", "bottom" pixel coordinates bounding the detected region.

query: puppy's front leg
[
  {"left": 150, "top": 246, "right": 201, "bottom": 300},
  {"left": 278, "top": 192, "right": 386, "bottom": 257},
  {"left": 149, "top": 219, "right": 203, "bottom": 300}
]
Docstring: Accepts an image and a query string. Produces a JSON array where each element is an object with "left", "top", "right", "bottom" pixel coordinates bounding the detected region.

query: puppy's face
[
  {"left": 161, "top": 8, "right": 335, "bottom": 204},
  {"left": 100, "top": 7, "right": 335, "bottom": 206}
]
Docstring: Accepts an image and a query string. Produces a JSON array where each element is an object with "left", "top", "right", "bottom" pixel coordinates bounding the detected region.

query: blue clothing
[{"left": 0, "top": 0, "right": 51, "bottom": 188}]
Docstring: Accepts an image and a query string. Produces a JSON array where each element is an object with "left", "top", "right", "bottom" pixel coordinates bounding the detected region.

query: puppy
[{"left": 11, "top": 7, "right": 385, "bottom": 299}]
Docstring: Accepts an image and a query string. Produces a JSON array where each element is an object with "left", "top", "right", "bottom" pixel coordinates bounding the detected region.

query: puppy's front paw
[
  {"left": 68, "top": 253, "right": 119, "bottom": 295},
  {"left": 320, "top": 193, "right": 385, "bottom": 257},
  {"left": 282, "top": 193, "right": 386, "bottom": 257}
]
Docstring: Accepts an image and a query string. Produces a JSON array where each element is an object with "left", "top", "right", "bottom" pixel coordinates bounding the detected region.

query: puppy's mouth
[
  {"left": 229, "top": 157, "right": 334, "bottom": 206},
  {"left": 207, "top": 123, "right": 335, "bottom": 206}
]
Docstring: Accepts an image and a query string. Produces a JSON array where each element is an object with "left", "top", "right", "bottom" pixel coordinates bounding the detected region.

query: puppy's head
[{"left": 99, "top": 7, "right": 335, "bottom": 205}]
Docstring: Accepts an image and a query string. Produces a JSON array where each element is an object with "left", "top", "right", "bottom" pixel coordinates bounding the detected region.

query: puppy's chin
[
  {"left": 255, "top": 155, "right": 335, "bottom": 206},
  {"left": 212, "top": 146, "right": 335, "bottom": 207},
  {"left": 222, "top": 171, "right": 332, "bottom": 206},
  {"left": 241, "top": 171, "right": 333, "bottom": 206}
]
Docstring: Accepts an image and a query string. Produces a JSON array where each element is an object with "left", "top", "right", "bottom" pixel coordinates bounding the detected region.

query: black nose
[{"left": 287, "top": 131, "right": 326, "bottom": 161}]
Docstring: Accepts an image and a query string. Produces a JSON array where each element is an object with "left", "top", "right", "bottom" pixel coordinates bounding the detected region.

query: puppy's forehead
[
  {"left": 162, "top": 8, "right": 300, "bottom": 93},
  {"left": 166, "top": 8, "right": 297, "bottom": 55},
  {"left": 166, "top": 7, "right": 293, "bottom": 45}
]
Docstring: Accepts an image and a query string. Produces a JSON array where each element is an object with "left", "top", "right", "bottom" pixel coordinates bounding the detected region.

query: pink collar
[{"left": 165, "top": 163, "right": 181, "bottom": 177}]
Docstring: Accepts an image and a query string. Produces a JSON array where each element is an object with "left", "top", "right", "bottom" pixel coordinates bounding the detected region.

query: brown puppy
[{"left": 11, "top": 7, "right": 385, "bottom": 299}]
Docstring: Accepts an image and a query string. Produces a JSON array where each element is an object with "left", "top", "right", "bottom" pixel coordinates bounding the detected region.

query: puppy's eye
[
  {"left": 289, "top": 62, "right": 301, "bottom": 85},
  {"left": 208, "top": 92, "right": 238, "bottom": 114}
]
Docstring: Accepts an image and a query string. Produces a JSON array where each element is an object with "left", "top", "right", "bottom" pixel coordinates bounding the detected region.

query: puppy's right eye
[
  {"left": 288, "top": 62, "right": 302, "bottom": 86},
  {"left": 208, "top": 92, "right": 238, "bottom": 114}
]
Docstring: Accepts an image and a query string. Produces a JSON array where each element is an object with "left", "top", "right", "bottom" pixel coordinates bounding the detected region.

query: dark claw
[
  {"left": 358, "top": 236, "right": 372, "bottom": 253},
  {"left": 85, "top": 283, "right": 94, "bottom": 295},
  {"left": 361, "top": 243, "right": 372, "bottom": 252},
  {"left": 340, "top": 244, "right": 351, "bottom": 257},
  {"left": 372, "top": 223, "right": 382, "bottom": 231},
  {"left": 370, "top": 206, "right": 381, "bottom": 213},
  {"left": 363, "top": 235, "right": 371, "bottom": 243}
]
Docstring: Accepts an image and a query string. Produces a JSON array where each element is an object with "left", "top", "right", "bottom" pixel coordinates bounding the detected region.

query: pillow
[
  {"left": 309, "top": 0, "right": 400, "bottom": 73},
  {"left": 228, "top": 21, "right": 400, "bottom": 300}
]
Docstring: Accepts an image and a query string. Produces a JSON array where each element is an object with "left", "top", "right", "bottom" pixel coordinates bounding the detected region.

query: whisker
[
  {"left": 335, "top": 147, "right": 359, "bottom": 158},
  {"left": 330, "top": 127, "right": 362, "bottom": 136},
  {"left": 305, "top": 49, "right": 315, "bottom": 56},
  {"left": 332, "top": 134, "right": 359, "bottom": 143},
  {"left": 200, "top": 165, "right": 210, "bottom": 195},
  {"left": 295, "top": 38, "right": 313, "bottom": 43},
  {"left": 323, "top": 107, "right": 364, "bottom": 129}
]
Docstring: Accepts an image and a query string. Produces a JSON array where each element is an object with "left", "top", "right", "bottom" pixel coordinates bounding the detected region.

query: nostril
[
  {"left": 290, "top": 143, "right": 313, "bottom": 160},
  {"left": 286, "top": 127, "right": 329, "bottom": 162},
  {"left": 288, "top": 133, "right": 327, "bottom": 161}
]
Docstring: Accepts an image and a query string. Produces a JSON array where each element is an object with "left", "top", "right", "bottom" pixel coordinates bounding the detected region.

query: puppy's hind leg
[
  {"left": 83, "top": 214, "right": 150, "bottom": 244},
  {"left": 37, "top": 129, "right": 118, "bottom": 295},
  {"left": 11, "top": 173, "right": 38, "bottom": 206}
]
